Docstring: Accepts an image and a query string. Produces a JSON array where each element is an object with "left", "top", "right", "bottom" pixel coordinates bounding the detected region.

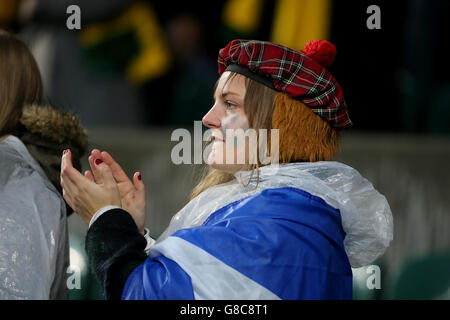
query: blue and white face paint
[{"left": 220, "top": 113, "right": 249, "bottom": 148}]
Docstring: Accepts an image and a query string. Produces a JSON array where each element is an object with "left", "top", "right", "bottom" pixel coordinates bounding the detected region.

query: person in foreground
[{"left": 60, "top": 39, "right": 393, "bottom": 300}]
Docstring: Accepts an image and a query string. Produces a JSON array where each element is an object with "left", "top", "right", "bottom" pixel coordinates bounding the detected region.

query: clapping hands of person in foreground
[{"left": 60, "top": 149, "right": 146, "bottom": 234}]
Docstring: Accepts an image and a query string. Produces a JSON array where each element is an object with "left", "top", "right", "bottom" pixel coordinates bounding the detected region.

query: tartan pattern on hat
[{"left": 218, "top": 39, "right": 352, "bottom": 129}]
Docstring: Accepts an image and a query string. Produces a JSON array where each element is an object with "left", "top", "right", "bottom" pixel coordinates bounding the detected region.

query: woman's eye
[{"left": 225, "top": 102, "right": 237, "bottom": 110}]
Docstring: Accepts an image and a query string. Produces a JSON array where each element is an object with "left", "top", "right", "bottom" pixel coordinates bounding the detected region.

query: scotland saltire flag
[{"left": 122, "top": 186, "right": 353, "bottom": 300}]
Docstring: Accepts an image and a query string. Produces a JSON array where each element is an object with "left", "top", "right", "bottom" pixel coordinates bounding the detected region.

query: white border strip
[{"left": 149, "top": 236, "right": 281, "bottom": 300}]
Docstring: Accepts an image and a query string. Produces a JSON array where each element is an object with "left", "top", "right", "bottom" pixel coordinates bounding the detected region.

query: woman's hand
[
  {"left": 60, "top": 149, "right": 121, "bottom": 225},
  {"left": 85, "top": 149, "right": 146, "bottom": 235}
]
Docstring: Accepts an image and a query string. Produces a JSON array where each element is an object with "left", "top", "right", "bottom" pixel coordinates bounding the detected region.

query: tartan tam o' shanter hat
[{"left": 218, "top": 39, "right": 352, "bottom": 130}]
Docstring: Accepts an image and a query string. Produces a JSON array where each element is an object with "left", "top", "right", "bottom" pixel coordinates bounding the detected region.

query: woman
[
  {"left": 60, "top": 39, "right": 393, "bottom": 300},
  {"left": 0, "top": 29, "right": 87, "bottom": 299}
]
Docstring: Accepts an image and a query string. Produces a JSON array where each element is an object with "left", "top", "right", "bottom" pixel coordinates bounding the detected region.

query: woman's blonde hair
[
  {"left": 189, "top": 72, "right": 340, "bottom": 200},
  {"left": 0, "top": 30, "right": 43, "bottom": 137}
]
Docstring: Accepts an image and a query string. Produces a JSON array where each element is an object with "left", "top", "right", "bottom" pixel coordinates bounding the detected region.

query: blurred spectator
[
  {"left": 162, "top": 14, "right": 218, "bottom": 126},
  {"left": 140, "top": 2, "right": 226, "bottom": 126},
  {"left": 14, "top": 0, "right": 170, "bottom": 127},
  {"left": 1, "top": 0, "right": 447, "bottom": 132}
]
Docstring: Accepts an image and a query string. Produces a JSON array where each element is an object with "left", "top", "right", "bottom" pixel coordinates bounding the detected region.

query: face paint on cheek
[{"left": 221, "top": 114, "right": 249, "bottom": 147}]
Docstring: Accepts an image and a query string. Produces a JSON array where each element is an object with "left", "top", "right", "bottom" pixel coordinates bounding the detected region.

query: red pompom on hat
[{"left": 301, "top": 40, "right": 336, "bottom": 69}]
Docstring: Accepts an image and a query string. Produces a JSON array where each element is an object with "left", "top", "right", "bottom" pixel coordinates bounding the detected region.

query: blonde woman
[{"left": 60, "top": 39, "right": 393, "bottom": 300}]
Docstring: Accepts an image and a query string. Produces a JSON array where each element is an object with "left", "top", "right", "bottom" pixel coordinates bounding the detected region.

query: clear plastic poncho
[
  {"left": 0, "top": 135, "right": 69, "bottom": 299},
  {"left": 158, "top": 161, "right": 393, "bottom": 268}
]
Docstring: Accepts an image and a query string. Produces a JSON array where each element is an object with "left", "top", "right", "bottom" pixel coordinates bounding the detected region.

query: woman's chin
[
  {"left": 208, "top": 157, "right": 224, "bottom": 170},
  {"left": 207, "top": 147, "right": 224, "bottom": 167},
  {"left": 208, "top": 147, "right": 247, "bottom": 173},
  {"left": 208, "top": 155, "right": 229, "bottom": 171},
  {"left": 209, "top": 160, "right": 245, "bottom": 174}
]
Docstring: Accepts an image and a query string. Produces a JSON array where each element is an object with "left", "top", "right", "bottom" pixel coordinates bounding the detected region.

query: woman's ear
[{"left": 272, "top": 93, "right": 340, "bottom": 162}]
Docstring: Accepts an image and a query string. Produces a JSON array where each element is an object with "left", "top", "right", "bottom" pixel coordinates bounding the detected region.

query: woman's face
[{"left": 202, "top": 72, "right": 250, "bottom": 173}]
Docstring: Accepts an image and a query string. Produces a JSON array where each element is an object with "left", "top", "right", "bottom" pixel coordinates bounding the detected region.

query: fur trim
[
  {"left": 19, "top": 104, "right": 88, "bottom": 152},
  {"left": 15, "top": 104, "right": 88, "bottom": 216},
  {"left": 272, "top": 93, "right": 340, "bottom": 162}
]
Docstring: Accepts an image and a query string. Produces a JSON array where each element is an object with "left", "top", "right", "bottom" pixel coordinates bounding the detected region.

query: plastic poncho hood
[{"left": 158, "top": 161, "right": 393, "bottom": 268}]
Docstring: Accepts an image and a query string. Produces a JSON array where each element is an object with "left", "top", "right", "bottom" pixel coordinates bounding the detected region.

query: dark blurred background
[
  {"left": 2, "top": 0, "right": 449, "bottom": 133},
  {"left": 1, "top": 0, "right": 449, "bottom": 300}
]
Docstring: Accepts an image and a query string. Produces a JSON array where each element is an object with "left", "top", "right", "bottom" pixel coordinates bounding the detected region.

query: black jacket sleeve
[{"left": 85, "top": 208, "right": 148, "bottom": 300}]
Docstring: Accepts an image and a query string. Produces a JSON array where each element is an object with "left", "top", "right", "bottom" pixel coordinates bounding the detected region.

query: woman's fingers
[
  {"left": 130, "top": 171, "right": 147, "bottom": 234},
  {"left": 133, "top": 172, "right": 145, "bottom": 193},
  {"left": 94, "top": 158, "right": 116, "bottom": 187},
  {"left": 60, "top": 149, "right": 122, "bottom": 224},
  {"left": 88, "top": 154, "right": 103, "bottom": 184},
  {"left": 89, "top": 149, "right": 103, "bottom": 183},
  {"left": 84, "top": 170, "right": 94, "bottom": 182},
  {"left": 100, "top": 151, "right": 130, "bottom": 184},
  {"left": 91, "top": 149, "right": 101, "bottom": 158},
  {"left": 60, "top": 153, "right": 80, "bottom": 212},
  {"left": 62, "top": 150, "right": 85, "bottom": 184},
  {"left": 61, "top": 149, "right": 77, "bottom": 181},
  {"left": 61, "top": 172, "right": 77, "bottom": 197}
]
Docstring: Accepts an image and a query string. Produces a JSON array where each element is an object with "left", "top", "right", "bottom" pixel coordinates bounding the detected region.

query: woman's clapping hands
[{"left": 60, "top": 149, "right": 146, "bottom": 234}]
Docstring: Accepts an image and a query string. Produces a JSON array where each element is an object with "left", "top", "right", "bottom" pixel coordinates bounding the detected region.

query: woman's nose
[{"left": 202, "top": 106, "right": 222, "bottom": 129}]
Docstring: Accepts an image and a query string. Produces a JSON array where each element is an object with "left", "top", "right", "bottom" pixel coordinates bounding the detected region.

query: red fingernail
[
  {"left": 95, "top": 159, "right": 103, "bottom": 165},
  {"left": 63, "top": 149, "right": 68, "bottom": 155},
  {"left": 138, "top": 173, "right": 142, "bottom": 181}
]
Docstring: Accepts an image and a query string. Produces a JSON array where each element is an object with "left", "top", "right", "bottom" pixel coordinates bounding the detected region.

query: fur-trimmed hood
[
  {"left": 19, "top": 104, "right": 88, "bottom": 151},
  {"left": 13, "top": 104, "right": 88, "bottom": 215}
]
